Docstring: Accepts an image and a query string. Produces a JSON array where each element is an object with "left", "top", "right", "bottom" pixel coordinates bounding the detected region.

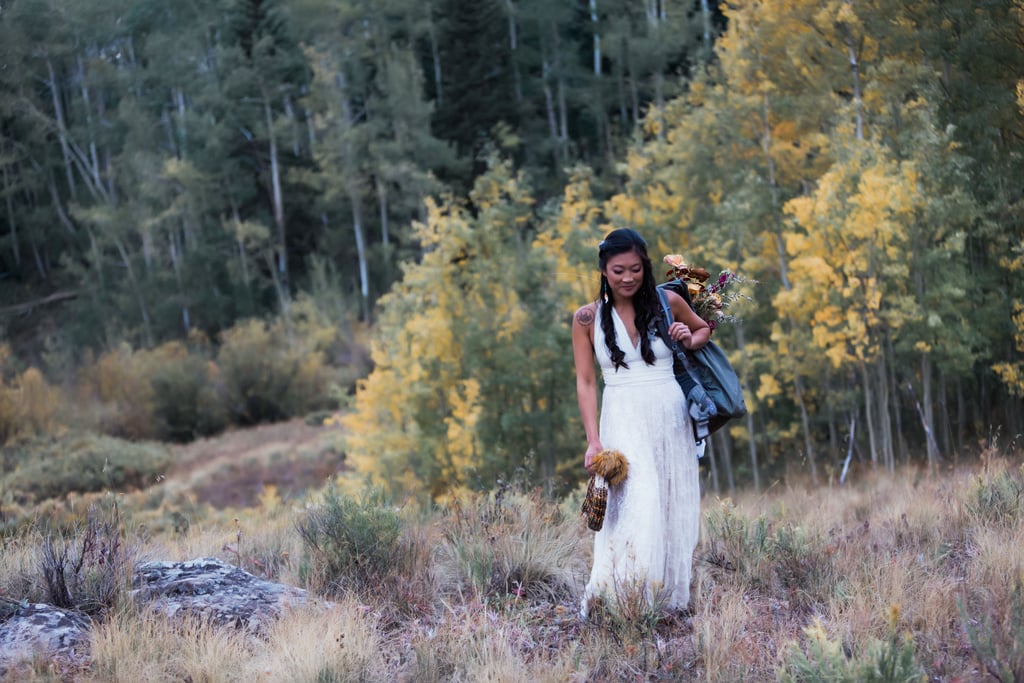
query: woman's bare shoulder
[
  {"left": 573, "top": 302, "right": 598, "bottom": 328},
  {"left": 662, "top": 288, "right": 685, "bottom": 305}
]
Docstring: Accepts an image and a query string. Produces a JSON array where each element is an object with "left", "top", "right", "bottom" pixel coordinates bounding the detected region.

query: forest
[{"left": 1, "top": 0, "right": 1023, "bottom": 500}]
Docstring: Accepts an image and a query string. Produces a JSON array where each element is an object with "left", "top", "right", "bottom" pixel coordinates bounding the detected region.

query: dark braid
[
  {"left": 599, "top": 277, "right": 627, "bottom": 369},
  {"left": 597, "top": 228, "right": 661, "bottom": 371}
]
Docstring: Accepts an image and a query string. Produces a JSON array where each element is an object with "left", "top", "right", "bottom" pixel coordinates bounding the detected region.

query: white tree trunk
[
  {"left": 46, "top": 59, "right": 77, "bottom": 201},
  {"left": 231, "top": 202, "right": 252, "bottom": 294},
  {"left": 700, "top": 0, "right": 712, "bottom": 54},
  {"left": 877, "top": 352, "right": 894, "bottom": 471},
  {"left": 427, "top": 3, "right": 443, "bottom": 105},
  {"left": 113, "top": 235, "right": 153, "bottom": 347},
  {"left": 176, "top": 88, "right": 187, "bottom": 158},
  {"left": 338, "top": 73, "right": 372, "bottom": 321},
  {"left": 76, "top": 56, "right": 103, "bottom": 193},
  {"left": 542, "top": 57, "right": 560, "bottom": 162},
  {"left": 841, "top": 5, "right": 864, "bottom": 141},
  {"left": 643, "top": 0, "right": 658, "bottom": 26},
  {"left": 922, "top": 355, "right": 940, "bottom": 466},
  {"left": 263, "top": 94, "right": 288, "bottom": 300},
  {"left": 504, "top": 0, "right": 523, "bottom": 101},
  {"left": 349, "top": 187, "right": 370, "bottom": 322},
  {"left": 760, "top": 82, "right": 820, "bottom": 480},
  {"left": 861, "top": 361, "right": 879, "bottom": 467},
  {"left": 2, "top": 158, "right": 20, "bottom": 267},
  {"left": 376, "top": 175, "right": 390, "bottom": 246}
]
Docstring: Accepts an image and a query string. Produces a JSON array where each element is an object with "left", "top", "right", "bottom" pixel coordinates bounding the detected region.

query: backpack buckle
[{"left": 689, "top": 398, "right": 713, "bottom": 446}]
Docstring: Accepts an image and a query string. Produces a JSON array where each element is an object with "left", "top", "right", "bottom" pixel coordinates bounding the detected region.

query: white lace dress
[{"left": 581, "top": 303, "right": 701, "bottom": 616}]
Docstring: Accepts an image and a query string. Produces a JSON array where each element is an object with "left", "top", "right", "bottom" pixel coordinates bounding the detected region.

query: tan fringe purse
[{"left": 581, "top": 449, "right": 629, "bottom": 531}]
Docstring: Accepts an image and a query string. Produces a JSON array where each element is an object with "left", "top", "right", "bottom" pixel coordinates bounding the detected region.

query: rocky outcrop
[
  {"left": 0, "top": 557, "right": 318, "bottom": 674},
  {"left": 131, "top": 557, "right": 314, "bottom": 632},
  {"left": 0, "top": 601, "right": 92, "bottom": 675}
]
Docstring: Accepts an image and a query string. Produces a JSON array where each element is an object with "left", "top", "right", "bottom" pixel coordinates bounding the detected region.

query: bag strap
[
  {"left": 655, "top": 289, "right": 705, "bottom": 402},
  {"left": 656, "top": 288, "right": 716, "bottom": 441}
]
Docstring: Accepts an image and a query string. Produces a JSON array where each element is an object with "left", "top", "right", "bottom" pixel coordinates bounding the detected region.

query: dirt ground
[{"left": 163, "top": 417, "right": 347, "bottom": 509}]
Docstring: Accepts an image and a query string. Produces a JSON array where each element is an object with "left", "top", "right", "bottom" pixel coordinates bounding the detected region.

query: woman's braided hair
[{"left": 598, "top": 228, "right": 660, "bottom": 371}]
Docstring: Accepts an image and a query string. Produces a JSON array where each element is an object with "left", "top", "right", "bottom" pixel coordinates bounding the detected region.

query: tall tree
[
  {"left": 341, "top": 155, "right": 579, "bottom": 500},
  {"left": 432, "top": 0, "right": 518, "bottom": 174},
  {"left": 219, "top": 0, "right": 312, "bottom": 314}
]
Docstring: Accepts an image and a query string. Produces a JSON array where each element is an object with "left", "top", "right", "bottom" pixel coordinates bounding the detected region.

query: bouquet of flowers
[{"left": 663, "top": 254, "right": 750, "bottom": 330}]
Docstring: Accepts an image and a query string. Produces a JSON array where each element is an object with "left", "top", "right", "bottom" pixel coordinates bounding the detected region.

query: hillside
[
  {"left": 3, "top": 424, "right": 1024, "bottom": 679},
  {"left": 163, "top": 418, "right": 346, "bottom": 509}
]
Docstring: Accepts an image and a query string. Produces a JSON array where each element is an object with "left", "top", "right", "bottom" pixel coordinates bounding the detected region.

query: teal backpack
[{"left": 655, "top": 280, "right": 747, "bottom": 443}]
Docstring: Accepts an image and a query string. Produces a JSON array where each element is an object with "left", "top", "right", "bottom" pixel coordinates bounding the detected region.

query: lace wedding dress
[{"left": 581, "top": 304, "right": 701, "bottom": 617}]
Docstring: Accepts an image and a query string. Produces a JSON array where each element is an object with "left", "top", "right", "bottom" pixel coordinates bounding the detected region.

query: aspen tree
[
  {"left": 342, "top": 156, "right": 579, "bottom": 500},
  {"left": 993, "top": 77, "right": 1024, "bottom": 398}
]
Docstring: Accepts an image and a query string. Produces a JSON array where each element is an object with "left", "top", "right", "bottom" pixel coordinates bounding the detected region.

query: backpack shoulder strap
[
  {"left": 656, "top": 287, "right": 716, "bottom": 442},
  {"left": 656, "top": 288, "right": 708, "bottom": 405}
]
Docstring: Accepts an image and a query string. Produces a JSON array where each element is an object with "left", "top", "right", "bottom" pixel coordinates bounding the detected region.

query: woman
[{"left": 572, "top": 228, "right": 710, "bottom": 617}]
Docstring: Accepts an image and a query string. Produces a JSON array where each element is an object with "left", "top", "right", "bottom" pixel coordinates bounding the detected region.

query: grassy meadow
[{"left": 2, "top": 426, "right": 1023, "bottom": 682}]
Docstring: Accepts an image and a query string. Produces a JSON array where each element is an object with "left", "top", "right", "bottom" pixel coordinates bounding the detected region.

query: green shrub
[
  {"left": 965, "top": 466, "right": 1024, "bottom": 526},
  {"left": 296, "top": 485, "right": 404, "bottom": 596},
  {"left": 780, "top": 617, "right": 925, "bottom": 683},
  {"left": 72, "top": 318, "right": 339, "bottom": 440},
  {"left": 217, "top": 319, "right": 332, "bottom": 425},
  {"left": 38, "top": 502, "right": 137, "bottom": 618},
  {"left": 583, "top": 574, "right": 672, "bottom": 659},
  {"left": 962, "top": 578, "right": 1024, "bottom": 681},
  {"left": 702, "top": 501, "right": 836, "bottom": 609},
  {"left": 0, "top": 345, "right": 63, "bottom": 446},
  {"left": 435, "top": 486, "right": 585, "bottom": 604},
  {"left": 75, "top": 344, "right": 157, "bottom": 439},
  {"left": 702, "top": 501, "right": 771, "bottom": 583},
  {"left": 144, "top": 342, "right": 227, "bottom": 442},
  {"left": 0, "top": 345, "right": 22, "bottom": 443},
  {"left": 770, "top": 523, "right": 836, "bottom": 609},
  {"left": 1, "top": 432, "right": 172, "bottom": 504}
]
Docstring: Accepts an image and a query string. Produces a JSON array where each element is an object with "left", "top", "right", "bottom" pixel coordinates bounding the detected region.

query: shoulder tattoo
[{"left": 575, "top": 306, "right": 595, "bottom": 327}]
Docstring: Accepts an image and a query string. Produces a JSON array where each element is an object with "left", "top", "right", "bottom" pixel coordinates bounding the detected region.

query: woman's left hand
[{"left": 668, "top": 321, "right": 691, "bottom": 346}]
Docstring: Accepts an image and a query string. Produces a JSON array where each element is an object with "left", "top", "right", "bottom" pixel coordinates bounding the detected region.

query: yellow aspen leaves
[
  {"left": 445, "top": 379, "right": 483, "bottom": 473},
  {"left": 756, "top": 373, "right": 783, "bottom": 403},
  {"left": 341, "top": 156, "right": 581, "bottom": 501},
  {"left": 994, "top": 303, "right": 1024, "bottom": 396},
  {"left": 780, "top": 144, "right": 913, "bottom": 368}
]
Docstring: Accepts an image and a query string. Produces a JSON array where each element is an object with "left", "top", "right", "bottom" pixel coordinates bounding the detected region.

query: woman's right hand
[{"left": 584, "top": 443, "right": 603, "bottom": 473}]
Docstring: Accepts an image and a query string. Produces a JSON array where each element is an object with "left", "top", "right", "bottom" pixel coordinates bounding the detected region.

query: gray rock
[
  {"left": 0, "top": 557, "right": 316, "bottom": 674},
  {"left": 131, "top": 557, "right": 314, "bottom": 633},
  {"left": 0, "top": 600, "right": 92, "bottom": 673}
]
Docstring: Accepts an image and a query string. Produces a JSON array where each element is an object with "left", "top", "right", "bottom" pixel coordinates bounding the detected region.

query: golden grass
[
  {"left": 0, "top": 532, "right": 40, "bottom": 601},
  {"left": 85, "top": 609, "right": 251, "bottom": 682},
  {"left": 5, "top": 454, "right": 1024, "bottom": 681},
  {"left": 243, "top": 601, "right": 388, "bottom": 682}
]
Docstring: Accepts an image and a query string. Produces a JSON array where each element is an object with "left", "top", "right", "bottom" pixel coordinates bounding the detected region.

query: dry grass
[
  {"left": 85, "top": 610, "right": 251, "bottom": 682},
  {"left": 5, "top": 449, "right": 1024, "bottom": 681},
  {"left": 242, "top": 601, "right": 389, "bottom": 682},
  {"left": 433, "top": 488, "right": 586, "bottom": 603},
  {"left": 0, "top": 531, "right": 41, "bottom": 604}
]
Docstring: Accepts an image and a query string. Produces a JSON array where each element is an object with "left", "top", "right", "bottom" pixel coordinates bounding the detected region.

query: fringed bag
[
  {"left": 581, "top": 449, "right": 629, "bottom": 531},
  {"left": 581, "top": 476, "right": 608, "bottom": 531}
]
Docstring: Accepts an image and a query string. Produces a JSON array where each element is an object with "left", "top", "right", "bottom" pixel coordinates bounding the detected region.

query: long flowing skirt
[{"left": 581, "top": 376, "right": 701, "bottom": 616}]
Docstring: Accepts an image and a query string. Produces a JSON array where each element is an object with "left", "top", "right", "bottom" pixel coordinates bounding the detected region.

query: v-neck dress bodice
[
  {"left": 597, "top": 306, "right": 677, "bottom": 386},
  {"left": 583, "top": 302, "right": 701, "bottom": 615}
]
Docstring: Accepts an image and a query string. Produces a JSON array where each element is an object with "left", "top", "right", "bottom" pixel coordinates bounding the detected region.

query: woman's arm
[
  {"left": 665, "top": 289, "right": 711, "bottom": 350},
  {"left": 572, "top": 303, "right": 602, "bottom": 472}
]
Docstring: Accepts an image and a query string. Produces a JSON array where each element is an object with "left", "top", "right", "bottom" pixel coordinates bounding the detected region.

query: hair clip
[{"left": 598, "top": 240, "right": 606, "bottom": 250}]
